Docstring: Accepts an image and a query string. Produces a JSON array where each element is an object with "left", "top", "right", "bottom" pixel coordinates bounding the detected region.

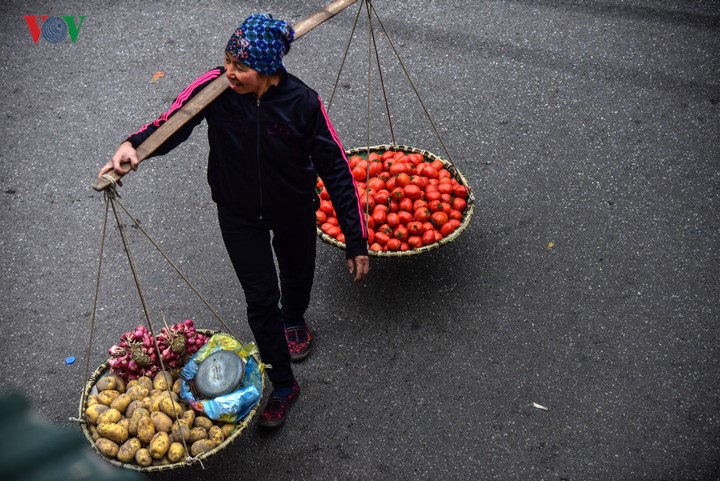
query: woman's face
[{"left": 224, "top": 52, "right": 265, "bottom": 95}]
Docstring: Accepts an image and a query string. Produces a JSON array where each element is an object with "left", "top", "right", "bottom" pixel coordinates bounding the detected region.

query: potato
[
  {"left": 117, "top": 418, "right": 130, "bottom": 434},
  {"left": 116, "top": 438, "right": 142, "bottom": 463},
  {"left": 97, "top": 422, "right": 129, "bottom": 444},
  {"left": 151, "top": 411, "right": 173, "bottom": 433},
  {"left": 181, "top": 409, "right": 196, "bottom": 427},
  {"left": 85, "top": 404, "right": 109, "bottom": 425},
  {"left": 171, "top": 419, "right": 191, "bottom": 443},
  {"left": 194, "top": 416, "right": 214, "bottom": 431},
  {"left": 126, "top": 385, "right": 150, "bottom": 402},
  {"left": 208, "top": 425, "right": 225, "bottom": 445},
  {"left": 167, "top": 442, "right": 187, "bottom": 463},
  {"left": 96, "top": 390, "right": 121, "bottom": 406},
  {"left": 135, "top": 448, "right": 152, "bottom": 467},
  {"left": 110, "top": 393, "right": 133, "bottom": 414},
  {"left": 159, "top": 397, "right": 185, "bottom": 419},
  {"left": 125, "top": 379, "right": 138, "bottom": 390},
  {"left": 95, "top": 438, "right": 119, "bottom": 458},
  {"left": 190, "top": 438, "right": 216, "bottom": 457},
  {"left": 96, "top": 374, "right": 126, "bottom": 393},
  {"left": 128, "top": 408, "right": 150, "bottom": 436},
  {"left": 136, "top": 415, "right": 156, "bottom": 445},
  {"left": 96, "top": 408, "right": 122, "bottom": 425},
  {"left": 152, "top": 456, "right": 172, "bottom": 466},
  {"left": 86, "top": 394, "right": 98, "bottom": 407},
  {"left": 172, "top": 378, "right": 182, "bottom": 395},
  {"left": 136, "top": 376, "right": 154, "bottom": 391},
  {"left": 221, "top": 423, "right": 236, "bottom": 439},
  {"left": 89, "top": 425, "right": 99, "bottom": 441},
  {"left": 154, "top": 370, "right": 174, "bottom": 391},
  {"left": 125, "top": 400, "right": 145, "bottom": 420},
  {"left": 148, "top": 431, "right": 170, "bottom": 459},
  {"left": 188, "top": 427, "right": 208, "bottom": 443}
]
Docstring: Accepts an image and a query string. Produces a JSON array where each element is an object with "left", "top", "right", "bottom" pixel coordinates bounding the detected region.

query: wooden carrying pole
[{"left": 93, "top": 0, "right": 358, "bottom": 191}]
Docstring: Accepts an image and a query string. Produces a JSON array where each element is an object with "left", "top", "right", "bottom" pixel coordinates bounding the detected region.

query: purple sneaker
[
  {"left": 258, "top": 380, "right": 300, "bottom": 429},
  {"left": 285, "top": 325, "right": 313, "bottom": 362}
]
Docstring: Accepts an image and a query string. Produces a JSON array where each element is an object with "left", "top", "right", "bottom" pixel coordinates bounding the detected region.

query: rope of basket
[
  {"left": 78, "top": 186, "right": 255, "bottom": 471},
  {"left": 322, "top": 0, "right": 472, "bottom": 256}
]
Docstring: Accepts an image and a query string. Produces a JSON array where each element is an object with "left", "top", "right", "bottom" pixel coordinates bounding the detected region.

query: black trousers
[{"left": 217, "top": 204, "right": 317, "bottom": 389}]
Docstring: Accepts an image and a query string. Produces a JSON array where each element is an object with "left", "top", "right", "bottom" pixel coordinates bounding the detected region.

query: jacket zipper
[{"left": 256, "top": 96, "right": 262, "bottom": 219}]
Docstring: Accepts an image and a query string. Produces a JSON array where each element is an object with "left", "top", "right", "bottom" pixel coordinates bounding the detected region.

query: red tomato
[
  {"left": 377, "top": 171, "right": 391, "bottom": 182},
  {"left": 403, "top": 184, "right": 422, "bottom": 200},
  {"left": 398, "top": 197, "right": 414, "bottom": 213},
  {"left": 385, "top": 176, "right": 397, "bottom": 192},
  {"left": 319, "top": 200, "right": 335, "bottom": 215},
  {"left": 390, "top": 187, "right": 405, "bottom": 202},
  {"left": 407, "top": 221, "right": 424, "bottom": 236},
  {"left": 386, "top": 213, "right": 400, "bottom": 229},
  {"left": 421, "top": 230, "right": 436, "bottom": 246},
  {"left": 449, "top": 209, "right": 463, "bottom": 221},
  {"left": 383, "top": 159, "right": 395, "bottom": 171},
  {"left": 400, "top": 242, "right": 410, "bottom": 251},
  {"left": 395, "top": 172, "right": 410, "bottom": 187},
  {"left": 407, "top": 235, "right": 423, "bottom": 249},
  {"left": 430, "top": 160, "right": 444, "bottom": 171},
  {"left": 368, "top": 152, "right": 381, "bottom": 162},
  {"left": 440, "top": 202, "right": 452, "bottom": 214},
  {"left": 374, "top": 189, "right": 390, "bottom": 206},
  {"left": 394, "top": 225, "right": 408, "bottom": 241},
  {"left": 422, "top": 222, "right": 434, "bottom": 233},
  {"left": 369, "top": 242, "right": 383, "bottom": 252},
  {"left": 431, "top": 211, "right": 449, "bottom": 227},
  {"left": 438, "top": 169, "right": 452, "bottom": 180},
  {"left": 378, "top": 223, "right": 393, "bottom": 236},
  {"left": 327, "top": 225, "right": 341, "bottom": 238},
  {"left": 352, "top": 166, "right": 367, "bottom": 182},
  {"left": 425, "top": 190, "right": 442, "bottom": 202},
  {"left": 440, "top": 222, "right": 456, "bottom": 237},
  {"left": 409, "top": 175, "right": 427, "bottom": 189},
  {"left": 440, "top": 193, "right": 452, "bottom": 203},
  {"left": 371, "top": 209, "right": 386, "bottom": 226},
  {"left": 453, "top": 185, "right": 469, "bottom": 199},
  {"left": 326, "top": 216, "right": 339, "bottom": 226},
  {"left": 381, "top": 150, "right": 396, "bottom": 161},
  {"left": 386, "top": 238, "right": 401, "bottom": 251},
  {"left": 367, "top": 160, "right": 383, "bottom": 177},
  {"left": 434, "top": 230, "right": 443, "bottom": 242},
  {"left": 413, "top": 207, "right": 431, "bottom": 223},
  {"left": 397, "top": 210, "right": 413, "bottom": 225},
  {"left": 388, "top": 199, "right": 400, "bottom": 213},
  {"left": 413, "top": 199, "right": 428, "bottom": 211},
  {"left": 319, "top": 188, "right": 331, "bottom": 200},
  {"left": 438, "top": 182, "right": 453, "bottom": 195},
  {"left": 374, "top": 231, "right": 390, "bottom": 246},
  {"left": 367, "top": 177, "right": 385, "bottom": 191},
  {"left": 316, "top": 210, "right": 327, "bottom": 225},
  {"left": 393, "top": 151, "right": 405, "bottom": 160},
  {"left": 390, "top": 163, "right": 409, "bottom": 176},
  {"left": 337, "top": 233, "right": 346, "bottom": 243},
  {"left": 348, "top": 155, "right": 363, "bottom": 168},
  {"left": 428, "top": 200, "right": 443, "bottom": 213}
]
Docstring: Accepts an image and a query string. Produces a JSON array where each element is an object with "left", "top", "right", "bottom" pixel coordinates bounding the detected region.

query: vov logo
[{"left": 24, "top": 16, "right": 86, "bottom": 44}]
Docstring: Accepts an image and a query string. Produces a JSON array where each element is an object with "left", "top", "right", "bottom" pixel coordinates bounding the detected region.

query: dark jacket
[{"left": 126, "top": 67, "right": 368, "bottom": 258}]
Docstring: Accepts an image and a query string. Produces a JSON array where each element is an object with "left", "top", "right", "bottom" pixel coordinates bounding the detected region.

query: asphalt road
[{"left": 1, "top": 1, "right": 718, "bottom": 480}]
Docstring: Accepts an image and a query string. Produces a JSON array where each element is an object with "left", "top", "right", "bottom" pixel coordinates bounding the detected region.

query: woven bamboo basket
[
  {"left": 78, "top": 329, "right": 264, "bottom": 472},
  {"left": 317, "top": 145, "right": 476, "bottom": 258}
]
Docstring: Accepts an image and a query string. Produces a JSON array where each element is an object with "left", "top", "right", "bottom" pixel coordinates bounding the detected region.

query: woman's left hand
[{"left": 347, "top": 255, "right": 369, "bottom": 283}]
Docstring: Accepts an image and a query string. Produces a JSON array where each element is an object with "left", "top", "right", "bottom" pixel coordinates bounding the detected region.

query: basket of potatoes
[{"left": 78, "top": 330, "right": 264, "bottom": 472}]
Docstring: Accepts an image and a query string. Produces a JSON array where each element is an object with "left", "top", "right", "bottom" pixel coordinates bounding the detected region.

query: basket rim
[
  {"left": 317, "top": 145, "right": 475, "bottom": 258},
  {"left": 77, "top": 329, "right": 264, "bottom": 473}
]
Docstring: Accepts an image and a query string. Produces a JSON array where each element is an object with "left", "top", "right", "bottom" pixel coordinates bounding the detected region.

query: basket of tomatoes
[{"left": 316, "top": 145, "right": 475, "bottom": 257}]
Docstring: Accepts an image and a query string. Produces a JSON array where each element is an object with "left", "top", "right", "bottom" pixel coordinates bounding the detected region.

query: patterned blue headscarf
[{"left": 226, "top": 14, "right": 294, "bottom": 74}]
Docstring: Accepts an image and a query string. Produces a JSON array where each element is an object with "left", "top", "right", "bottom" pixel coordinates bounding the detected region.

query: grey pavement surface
[{"left": 1, "top": 1, "right": 719, "bottom": 480}]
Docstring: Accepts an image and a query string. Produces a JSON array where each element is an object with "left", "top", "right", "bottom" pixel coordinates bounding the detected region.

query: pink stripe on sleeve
[
  {"left": 317, "top": 96, "right": 368, "bottom": 238},
  {"left": 131, "top": 69, "right": 222, "bottom": 136}
]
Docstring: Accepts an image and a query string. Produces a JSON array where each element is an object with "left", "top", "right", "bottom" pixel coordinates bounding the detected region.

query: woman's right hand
[{"left": 97, "top": 141, "right": 139, "bottom": 182}]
